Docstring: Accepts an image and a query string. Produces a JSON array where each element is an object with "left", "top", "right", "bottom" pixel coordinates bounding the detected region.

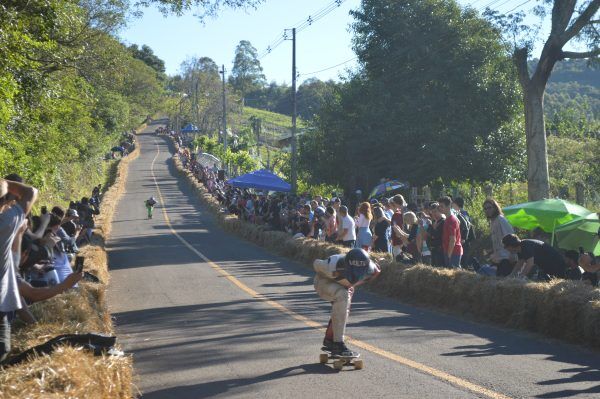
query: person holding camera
[{"left": 1, "top": 178, "right": 38, "bottom": 362}]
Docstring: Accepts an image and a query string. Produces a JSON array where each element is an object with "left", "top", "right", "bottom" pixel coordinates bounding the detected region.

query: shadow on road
[{"left": 141, "top": 363, "right": 337, "bottom": 399}]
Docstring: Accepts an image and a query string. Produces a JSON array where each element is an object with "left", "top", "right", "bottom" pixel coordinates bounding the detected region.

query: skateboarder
[
  {"left": 313, "top": 248, "right": 380, "bottom": 356},
  {"left": 145, "top": 197, "right": 157, "bottom": 219}
]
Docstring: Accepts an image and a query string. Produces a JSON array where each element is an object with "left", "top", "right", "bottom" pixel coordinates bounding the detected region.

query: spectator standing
[
  {"left": 390, "top": 194, "right": 407, "bottom": 261},
  {"left": 338, "top": 206, "right": 356, "bottom": 248},
  {"left": 333, "top": 198, "right": 344, "bottom": 243},
  {"left": 401, "top": 212, "right": 419, "bottom": 259},
  {"left": 452, "top": 197, "right": 475, "bottom": 268},
  {"left": 355, "top": 202, "right": 373, "bottom": 251},
  {"left": 438, "top": 196, "right": 463, "bottom": 268},
  {"left": 324, "top": 206, "right": 338, "bottom": 242},
  {"left": 483, "top": 199, "right": 515, "bottom": 277},
  {"left": 1, "top": 178, "right": 38, "bottom": 363},
  {"left": 371, "top": 207, "right": 391, "bottom": 253},
  {"left": 416, "top": 211, "right": 432, "bottom": 264},
  {"left": 427, "top": 203, "right": 445, "bottom": 267}
]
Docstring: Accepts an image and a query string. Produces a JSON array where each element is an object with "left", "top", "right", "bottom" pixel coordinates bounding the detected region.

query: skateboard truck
[{"left": 319, "top": 347, "right": 363, "bottom": 370}]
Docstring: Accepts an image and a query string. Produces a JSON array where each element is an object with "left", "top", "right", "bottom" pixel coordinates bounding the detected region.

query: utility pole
[
  {"left": 285, "top": 27, "right": 298, "bottom": 193},
  {"left": 194, "top": 79, "right": 200, "bottom": 142},
  {"left": 220, "top": 64, "right": 228, "bottom": 173}
]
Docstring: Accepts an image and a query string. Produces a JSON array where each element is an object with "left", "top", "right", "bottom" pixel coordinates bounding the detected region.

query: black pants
[
  {"left": 0, "top": 312, "right": 10, "bottom": 364},
  {"left": 430, "top": 248, "right": 444, "bottom": 267},
  {"left": 495, "top": 259, "right": 514, "bottom": 277},
  {"left": 342, "top": 240, "right": 356, "bottom": 248}
]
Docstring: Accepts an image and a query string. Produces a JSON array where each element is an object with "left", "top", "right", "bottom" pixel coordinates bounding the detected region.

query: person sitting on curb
[
  {"left": 502, "top": 234, "right": 567, "bottom": 280},
  {"left": 313, "top": 248, "right": 380, "bottom": 356}
]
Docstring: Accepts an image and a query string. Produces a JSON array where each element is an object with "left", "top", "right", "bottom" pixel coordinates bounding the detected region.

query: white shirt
[
  {"left": 341, "top": 215, "right": 356, "bottom": 241},
  {"left": 356, "top": 214, "right": 371, "bottom": 228},
  {"left": 0, "top": 204, "right": 25, "bottom": 312}
]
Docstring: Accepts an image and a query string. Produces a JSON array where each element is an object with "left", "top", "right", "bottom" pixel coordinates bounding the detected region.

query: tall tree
[
  {"left": 229, "top": 40, "right": 266, "bottom": 101},
  {"left": 487, "top": 1, "right": 599, "bottom": 200},
  {"left": 128, "top": 44, "right": 166, "bottom": 73},
  {"left": 300, "top": 0, "right": 522, "bottom": 192}
]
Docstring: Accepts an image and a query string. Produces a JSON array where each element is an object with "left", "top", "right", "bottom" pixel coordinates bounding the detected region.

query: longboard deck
[
  {"left": 319, "top": 347, "right": 363, "bottom": 370},
  {"left": 320, "top": 348, "right": 360, "bottom": 360}
]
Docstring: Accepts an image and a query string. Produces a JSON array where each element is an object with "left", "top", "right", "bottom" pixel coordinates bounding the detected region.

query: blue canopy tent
[
  {"left": 226, "top": 169, "right": 291, "bottom": 192},
  {"left": 181, "top": 123, "right": 199, "bottom": 133}
]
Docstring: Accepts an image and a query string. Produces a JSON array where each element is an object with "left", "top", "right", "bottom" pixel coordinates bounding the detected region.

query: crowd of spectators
[
  {"left": 1, "top": 132, "right": 135, "bottom": 364},
  {"left": 0, "top": 176, "right": 107, "bottom": 363},
  {"left": 171, "top": 131, "right": 599, "bottom": 288}
]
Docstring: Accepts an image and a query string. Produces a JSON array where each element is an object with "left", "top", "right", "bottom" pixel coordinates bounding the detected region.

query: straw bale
[
  {"left": 169, "top": 135, "right": 600, "bottom": 349},
  {"left": 4, "top": 126, "right": 143, "bottom": 396}
]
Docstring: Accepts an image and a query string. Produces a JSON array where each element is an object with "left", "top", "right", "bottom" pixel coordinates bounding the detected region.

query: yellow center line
[{"left": 149, "top": 140, "right": 511, "bottom": 399}]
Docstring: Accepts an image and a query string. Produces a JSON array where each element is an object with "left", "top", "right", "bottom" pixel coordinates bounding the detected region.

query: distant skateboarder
[
  {"left": 313, "top": 248, "right": 380, "bottom": 356},
  {"left": 145, "top": 197, "right": 157, "bottom": 219}
]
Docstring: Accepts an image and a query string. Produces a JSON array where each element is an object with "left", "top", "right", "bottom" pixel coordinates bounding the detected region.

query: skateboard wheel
[
  {"left": 354, "top": 359, "right": 364, "bottom": 370},
  {"left": 319, "top": 354, "right": 329, "bottom": 364},
  {"left": 333, "top": 360, "right": 344, "bottom": 370}
]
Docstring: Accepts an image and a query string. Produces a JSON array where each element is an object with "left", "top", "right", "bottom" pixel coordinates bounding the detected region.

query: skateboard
[{"left": 319, "top": 347, "right": 363, "bottom": 370}]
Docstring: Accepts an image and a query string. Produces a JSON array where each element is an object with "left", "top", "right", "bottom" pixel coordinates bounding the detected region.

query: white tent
[{"left": 196, "top": 152, "right": 221, "bottom": 169}]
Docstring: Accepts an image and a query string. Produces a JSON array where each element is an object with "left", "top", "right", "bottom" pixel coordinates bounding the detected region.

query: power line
[
  {"left": 299, "top": 57, "right": 358, "bottom": 77},
  {"left": 294, "top": 0, "right": 527, "bottom": 81},
  {"left": 505, "top": 0, "right": 532, "bottom": 13},
  {"left": 258, "top": 0, "right": 346, "bottom": 60}
]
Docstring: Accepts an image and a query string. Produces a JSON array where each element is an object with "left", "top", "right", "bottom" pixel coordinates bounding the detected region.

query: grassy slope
[{"left": 241, "top": 107, "right": 307, "bottom": 132}]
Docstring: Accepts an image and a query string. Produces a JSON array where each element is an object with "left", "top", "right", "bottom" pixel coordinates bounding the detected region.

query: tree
[
  {"left": 300, "top": 0, "right": 522, "bottom": 193},
  {"left": 487, "top": 1, "right": 599, "bottom": 200},
  {"left": 296, "top": 78, "right": 338, "bottom": 120},
  {"left": 129, "top": 44, "right": 166, "bottom": 73},
  {"left": 140, "top": 0, "right": 264, "bottom": 17},
  {"left": 229, "top": 40, "right": 266, "bottom": 100}
]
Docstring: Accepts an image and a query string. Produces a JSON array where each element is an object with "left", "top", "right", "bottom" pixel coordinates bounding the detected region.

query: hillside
[
  {"left": 533, "top": 59, "right": 600, "bottom": 118},
  {"left": 235, "top": 107, "right": 306, "bottom": 148}
]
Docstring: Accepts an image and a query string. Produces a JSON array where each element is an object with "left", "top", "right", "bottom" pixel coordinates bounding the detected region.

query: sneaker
[
  {"left": 322, "top": 337, "right": 334, "bottom": 350},
  {"left": 331, "top": 341, "right": 356, "bottom": 357}
]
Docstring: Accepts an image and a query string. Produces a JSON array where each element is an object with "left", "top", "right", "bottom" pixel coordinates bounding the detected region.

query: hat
[{"left": 67, "top": 209, "right": 79, "bottom": 218}]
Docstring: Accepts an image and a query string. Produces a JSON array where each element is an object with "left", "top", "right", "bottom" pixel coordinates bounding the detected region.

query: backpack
[{"left": 455, "top": 212, "right": 475, "bottom": 244}]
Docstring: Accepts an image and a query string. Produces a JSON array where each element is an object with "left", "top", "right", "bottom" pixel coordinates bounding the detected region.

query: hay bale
[{"left": 169, "top": 135, "right": 600, "bottom": 349}]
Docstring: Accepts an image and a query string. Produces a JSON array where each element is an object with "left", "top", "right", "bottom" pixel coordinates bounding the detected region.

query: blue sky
[{"left": 120, "top": 0, "right": 546, "bottom": 84}]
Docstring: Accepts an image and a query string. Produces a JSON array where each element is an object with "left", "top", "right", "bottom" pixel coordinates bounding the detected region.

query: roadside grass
[
  {"left": 0, "top": 126, "right": 145, "bottom": 398},
  {"left": 171, "top": 146, "right": 600, "bottom": 350},
  {"left": 242, "top": 106, "right": 307, "bottom": 130}
]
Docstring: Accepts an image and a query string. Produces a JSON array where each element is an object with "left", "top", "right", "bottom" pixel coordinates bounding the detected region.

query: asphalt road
[{"left": 107, "top": 120, "right": 600, "bottom": 399}]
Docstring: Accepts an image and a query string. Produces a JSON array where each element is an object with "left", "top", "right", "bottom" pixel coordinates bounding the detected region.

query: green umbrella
[
  {"left": 503, "top": 199, "right": 595, "bottom": 245},
  {"left": 555, "top": 212, "right": 600, "bottom": 256}
]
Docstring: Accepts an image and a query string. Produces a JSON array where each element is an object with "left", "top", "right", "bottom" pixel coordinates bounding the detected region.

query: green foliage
[
  {"left": 296, "top": 78, "right": 338, "bottom": 120},
  {"left": 129, "top": 44, "right": 166, "bottom": 73},
  {"left": 0, "top": 0, "right": 165, "bottom": 199},
  {"left": 192, "top": 135, "right": 258, "bottom": 175},
  {"left": 299, "top": 0, "right": 522, "bottom": 193},
  {"left": 245, "top": 78, "right": 338, "bottom": 120},
  {"left": 242, "top": 107, "right": 305, "bottom": 130},
  {"left": 171, "top": 56, "right": 239, "bottom": 137},
  {"left": 229, "top": 40, "right": 265, "bottom": 98},
  {"left": 547, "top": 136, "right": 600, "bottom": 201}
]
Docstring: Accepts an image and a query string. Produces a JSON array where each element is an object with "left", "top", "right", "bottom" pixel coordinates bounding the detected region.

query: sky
[{"left": 119, "top": 0, "right": 548, "bottom": 85}]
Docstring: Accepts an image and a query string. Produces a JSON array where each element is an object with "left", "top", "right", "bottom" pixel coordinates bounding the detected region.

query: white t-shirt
[
  {"left": 0, "top": 204, "right": 25, "bottom": 312},
  {"left": 314, "top": 254, "right": 345, "bottom": 278},
  {"left": 356, "top": 214, "right": 371, "bottom": 228},
  {"left": 341, "top": 215, "right": 356, "bottom": 241}
]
